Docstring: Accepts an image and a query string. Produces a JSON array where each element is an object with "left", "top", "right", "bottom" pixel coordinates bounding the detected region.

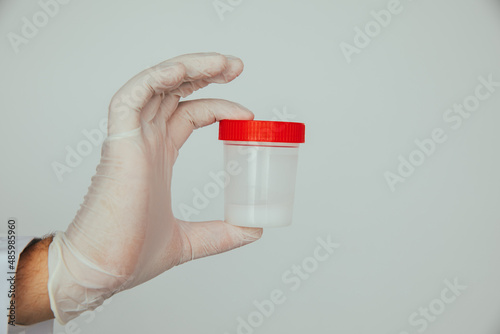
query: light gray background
[{"left": 1, "top": 0, "right": 500, "bottom": 333}]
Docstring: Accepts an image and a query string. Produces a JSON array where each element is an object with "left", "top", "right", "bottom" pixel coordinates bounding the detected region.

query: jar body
[{"left": 223, "top": 141, "right": 300, "bottom": 227}]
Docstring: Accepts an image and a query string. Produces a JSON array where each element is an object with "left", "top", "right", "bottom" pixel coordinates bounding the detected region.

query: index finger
[{"left": 108, "top": 53, "right": 238, "bottom": 135}]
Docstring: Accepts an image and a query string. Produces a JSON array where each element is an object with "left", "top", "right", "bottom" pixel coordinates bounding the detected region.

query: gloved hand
[{"left": 47, "top": 53, "right": 263, "bottom": 324}]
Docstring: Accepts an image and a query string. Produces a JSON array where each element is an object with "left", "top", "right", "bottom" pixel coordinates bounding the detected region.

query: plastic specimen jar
[{"left": 218, "top": 120, "right": 306, "bottom": 228}]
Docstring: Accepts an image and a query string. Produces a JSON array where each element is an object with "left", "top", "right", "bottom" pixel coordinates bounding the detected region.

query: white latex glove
[{"left": 47, "top": 53, "right": 263, "bottom": 324}]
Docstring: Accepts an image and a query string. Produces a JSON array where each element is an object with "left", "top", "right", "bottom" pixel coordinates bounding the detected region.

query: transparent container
[{"left": 219, "top": 120, "right": 305, "bottom": 227}]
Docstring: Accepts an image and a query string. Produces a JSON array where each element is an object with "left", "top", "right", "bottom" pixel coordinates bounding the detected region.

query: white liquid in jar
[{"left": 225, "top": 204, "right": 293, "bottom": 227}]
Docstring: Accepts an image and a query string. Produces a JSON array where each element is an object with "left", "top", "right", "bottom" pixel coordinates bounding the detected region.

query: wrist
[
  {"left": 47, "top": 231, "right": 123, "bottom": 324},
  {"left": 14, "top": 236, "right": 55, "bottom": 325}
]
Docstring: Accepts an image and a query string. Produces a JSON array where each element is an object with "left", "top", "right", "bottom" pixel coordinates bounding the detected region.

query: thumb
[{"left": 176, "top": 220, "right": 263, "bottom": 265}]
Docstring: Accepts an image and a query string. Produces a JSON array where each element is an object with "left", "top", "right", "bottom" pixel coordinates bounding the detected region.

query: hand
[{"left": 47, "top": 53, "right": 263, "bottom": 324}]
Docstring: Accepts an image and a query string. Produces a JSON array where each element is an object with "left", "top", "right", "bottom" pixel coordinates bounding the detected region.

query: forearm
[{"left": 13, "top": 236, "right": 54, "bottom": 325}]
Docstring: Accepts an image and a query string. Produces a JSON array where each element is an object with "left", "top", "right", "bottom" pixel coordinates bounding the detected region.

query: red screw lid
[{"left": 219, "top": 120, "right": 305, "bottom": 143}]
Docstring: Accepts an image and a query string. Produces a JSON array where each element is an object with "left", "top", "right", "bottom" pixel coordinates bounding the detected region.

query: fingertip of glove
[
  {"left": 239, "top": 226, "right": 264, "bottom": 243},
  {"left": 223, "top": 55, "right": 244, "bottom": 74}
]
